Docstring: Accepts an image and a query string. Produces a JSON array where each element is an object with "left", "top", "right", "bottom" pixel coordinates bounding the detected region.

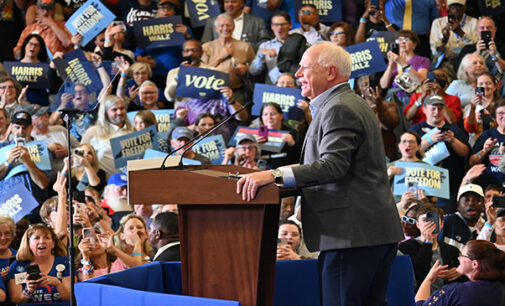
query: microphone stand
[{"left": 160, "top": 101, "right": 252, "bottom": 170}]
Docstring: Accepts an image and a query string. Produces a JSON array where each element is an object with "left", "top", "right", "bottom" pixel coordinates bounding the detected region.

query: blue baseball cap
[
  {"left": 107, "top": 173, "right": 127, "bottom": 187},
  {"left": 172, "top": 127, "right": 193, "bottom": 140}
]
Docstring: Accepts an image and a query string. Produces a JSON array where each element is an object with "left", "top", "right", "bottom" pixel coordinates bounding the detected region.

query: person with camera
[
  {"left": 429, "top": 0, "right": 478, "bottom": 81},
  {"left": 222, "top": 133, "right": 261, "bottom": 169},
  {"left": 399, "top": 204, "right": 465, "bottom": 291},
  {"left": 404, "top": 69, "right": 461, "bottom": 125},
  {"left": 276, "top": 220, "right": 303, "bottom": 261},
  {"left": 289, "top": 4, "right": 328, "bottom": 45},
  {"left": 8, "top": 224, "right": 70, "bottom": 303},
  {"left": 355, "top": 1, "right": 396, "bottom": 43}
]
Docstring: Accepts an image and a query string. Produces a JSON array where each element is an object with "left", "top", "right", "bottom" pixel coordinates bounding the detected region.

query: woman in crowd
[
  {"left": 380, "top": 30, "right": 430, "bottom": 108},
  {"left": 388, "top": 132, "right": 424, "bottom": 179},
  {"left": 477, "top": 200, "right": 505, "bottom": 252},
  {"left": 194, "top": 112, "right": 215, "bottom": 135},
  {"left": 463, "top": 72, "right": 499, "bottom": 145},
  {"left": 8, "top": 224, "right": 70, "bottom": 303},
  {"left": 117, "top": 61, "right": 164, "bottom": 107},
  {"left": 415, "top": 240, "right": 505, "bottom": 305},
  {"left": 133, "top": 110, "right": 157, "bottom": 132},
  {"left": 0, "top": 216, "right": 16, "bottom": 284},
  {"left": 328, "top": 22, "right": 354, "bottom": 47},
  {"left": 77, "top": 235, "right": 111, "bottom": 281},
  {"left": 446, "top": 54, "right": 487, "bottom": 108},
  {"left": 0, "top": 76, "right": 28, "bottom": 118},
  {"left": 399, "top": 202, "right": 422, "bottom": 241},
  {"left": 276, "top": 220, "right": 302, "bottom": 261},
  {"left": 256, "top": 102, "right": 301, "bottom": 169},
  {"left": 222, "top": 134, "right": 261, "bottom": 169},
  {"left": 100, "top": 214, "right": 153, "bottom": 273},
  {"left": 0, "top": 109, "right": 10, "bottom": 143},
  {"left": 102, "top": 22, "right": 134, "bottom": 63}
]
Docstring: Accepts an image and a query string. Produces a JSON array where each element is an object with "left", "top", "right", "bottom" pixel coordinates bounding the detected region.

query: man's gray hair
[
  {"left": 314, "top": 42, "right": 352, "bottom": 80},
  {"left": 214, "top": 13, "right": 235, "bottom": 28},
  {"left": 139, "top": 80, "right": 157, "bottom": 91}
]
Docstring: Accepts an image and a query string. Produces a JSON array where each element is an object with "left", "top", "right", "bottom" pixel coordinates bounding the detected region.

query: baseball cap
[
  {"left": 457, "top": 184, "right": 484, "bottom": 201},
  {"left": 107, "top": 173, "right": 127, "bottom": 187},
  {"left": 37, "top": 0, "right": 55, "bottom": 9},
  {"left": 447, "top": 0, "right": 465, "bottom": 6},
  {"left": 423, "top": 94, "right": 446, "bottom": 106},
  {"left": 172, "top": 127, "right": 193, "bottom": 140},
  {"left": 158, "top": 0, "right": 175, "bottom": 8},
  {"left": 11, "top": 111, "right": 32, "bottom": 126},
  {"left": 236, "top": 133, "right": 257, "bottom": 145}
]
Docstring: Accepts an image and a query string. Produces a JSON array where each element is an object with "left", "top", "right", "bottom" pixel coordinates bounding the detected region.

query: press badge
[{"left": 15, "top": 272, "right": 27, "bottom": 284}]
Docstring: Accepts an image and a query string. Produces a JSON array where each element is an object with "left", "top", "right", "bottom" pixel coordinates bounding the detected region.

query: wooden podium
[{"left": 128, "top": 159, "right": 281, "bottom": 306}]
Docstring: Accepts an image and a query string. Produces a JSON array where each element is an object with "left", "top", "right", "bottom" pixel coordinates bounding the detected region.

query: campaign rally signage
[
  {"left": 186, "top": 0, "right": 221, "bottom": 28},
  {"left": 193, "top": 134, "right": 226, "bottom": 165},
  {"left": 65, "top": 0, "right": 116, "bottom": 46},
  {"left": 294, "top": 0, "right": 342, "bottom": 23},
  {"left": 0, "top": 184, "right": 40, "bottom": 223},
  {"left": 175, "top": 66, "right": 230, "bottom": 100},
  {"left": 133, "top": 16, "right": 185, "bottom": 49},
  {"left": 421, "top": 128, "right": 450, "bottom": 165},
  {"left": 0, "top": 141, "right": 51, "bottom": 180},
  {"left": 53, "top": 49, "right": 102, "bottom": 94},
  {"left": 344, "top": 41, "right": 386, "bottom": 79},
  {"left": 230, "top": 126, "right": 286, "bottom": 153},
  {"left": 393, "top": 161, "right": 450, "bottom": 199},
  {"left": 479, "top": 0, "right": 505, "bottom": 16},
  {"left": 252, "top": 84, "right": 305, "bottom": 121},
  {"left": 4, "top": 62, "right": 50, "bottom": 89},
  {"left": 110, "top": 125, "right": 159, "bottom": 168},
  {"left": 126, "top": 109, "right": 175, "bottom": 140},
  {"left": 143, "top": 148, "right": 202, "bottom": 165},
  {"left": 367, "top": 31, "right": 398, "bottom": 56}
]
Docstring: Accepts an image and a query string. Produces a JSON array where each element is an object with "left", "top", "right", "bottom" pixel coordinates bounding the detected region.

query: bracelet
[
  {"left": 130, "top": 252, "right": 142, "bottom": 256},
  {"left": 385, "top": 23, "right": 393, "bottom": 28},
  {"left": 227, "top": 100, "right": 236, "bottom": 105},
  {"left": 3, "top": 161, "right": 11, "bottom": 168},
  {"left": 60, "top": 171, "right": 67, "bottom": 177},
  {"left": 477, "top": 150, "right": 483, "bottom": 160},
  {"left": 258, "top": 53, "right": 264, "bottom": 59},
  {"left": 360, "top": 17, "right": 367, "bottom": 23},
  {"left": 428, "top": 137, "right": 434, "bottom": 145},
  {"left": 82, "top": 266, "right": 94, "bottom": 275},
  {"left": 81, "top": 259, "right": 92, "bottom": 265},
  {"left": 484, "top": 222, "right": 493, "bottom": 228},
  {"left": 414, "top": 99, "right": 422, "bottom": 107},
  {"left": 492, "top": 55, "right": 498, "bottom": 62},
  {"left": 120, "top": 72, "right": 128, "bottom": 77},
  {"left": 104, "top": 39, "right": 111, "bottom": 43},
  {"left": 423, "top": 241, "right": 433, "bottom": 244}
]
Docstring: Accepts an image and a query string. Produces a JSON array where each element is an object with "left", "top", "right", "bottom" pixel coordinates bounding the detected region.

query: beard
[{"left": 107, "top": 195, "right": 131, "bottom": 212}]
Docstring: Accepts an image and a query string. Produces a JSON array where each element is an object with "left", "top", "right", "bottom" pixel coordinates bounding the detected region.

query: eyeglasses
[
  {"left": 237, "top": 145, "right": 256, "bottom": 151},
  {"left": 140, "top": 91, "right": 156, "bottom": 95},
  {"left": 329, "top": 31, "right": 345, "bottom": 36},
  {"left": 0, "top": 85, "right": 15, "bottom": 90},
  {"left": 182, "top": 48, "right": 200, "bottom": 53},
  {"left": 459, "top": 253, "right": 472, "bottom": 260},
  {"left": 133, "top": 71, "right": 148, "bottom": 75},
  {"left": 396, "top": 37, "right": 411, "bottom": 43},
  {"left": 271, "top": 23, "right": 290, "bottom": 27},
  {"left": 401, "top": 215, "right": 416, "bottom": 224}
]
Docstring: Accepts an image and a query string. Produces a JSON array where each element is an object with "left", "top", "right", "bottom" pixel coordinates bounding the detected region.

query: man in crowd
[
  {"left": 201, "top": 0, "right": 270, "bottom": 52},
  {"left": 13, "top": 0, "right": 72, "bottom": 58},
  {"left": 237, "top": 43, "right": 403, "bottom": 306},
  {"left": 170, "top": 127, "right": 211, "bottom": 164},
  {"left": 408, "top": 95, "right": 470, "bottom": 213},
  {"left": 103, "top": 172, "right": 132, "bottom": 230},
  {"left": 289, "top": 4, "right": 329, "bottom": 45},
  {"left": 149, "top": 212, "right": 180, "bottom": 261}
]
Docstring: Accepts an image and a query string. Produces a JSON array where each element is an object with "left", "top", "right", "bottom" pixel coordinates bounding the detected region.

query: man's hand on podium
[{"left": 236, "top": 170, "right": 274, "bottom": 201}]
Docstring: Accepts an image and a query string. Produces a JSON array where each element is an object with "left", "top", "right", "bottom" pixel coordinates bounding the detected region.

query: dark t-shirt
[
  {"left": 471, "top": 128, "right": 505, "bottom": 187},
  {"left": 110, "top": 0, "right": 157, "bottom": 50}
]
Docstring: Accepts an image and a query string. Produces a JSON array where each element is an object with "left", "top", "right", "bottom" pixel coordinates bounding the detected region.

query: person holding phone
[
  {"left": 355, "top": 0, "right": 396, "bottom": 43},
  {"left": 276, "top": 220, "right": 303, "bottom": 261},
  {"left": 8, "top": 224, "right": 70, "bottom": 303},
  {"left": 400, "top": 204, "right": 465, "bottom": 291},
  {"left": 222, "top": 133, "right": 261, "bottom": 169}
]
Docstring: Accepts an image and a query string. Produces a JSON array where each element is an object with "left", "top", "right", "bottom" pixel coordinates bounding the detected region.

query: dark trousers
[{"left": 318, "top": 243, "right": 398, "bottom": 306}]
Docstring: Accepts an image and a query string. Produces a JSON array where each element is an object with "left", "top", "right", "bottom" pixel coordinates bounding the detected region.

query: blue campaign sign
[
  {"left": 186, "top": 0, "right": 221, "bottom": 28},
  {"left": 252, "top": 84, "right": 304, "bottom": 121},
  {"left": 421, "top": 128, "right": 450, "bottom": 165},
  {"left": 0, "top": 184, "right": 40, "bottom": 223},
  {"left": 478, "top": 0, "right": 505, "bottom": 16},
  {"left": 133, "top": 16, "right": 185, "bottom": 49},
  {"left": 62, "top": 49, "right": 102, "bottom": 93},
  {"left": 0, "top": 141, "right": 52, "bottom": 180},
  {"left": 65, "top": 0, "right": 116, "bottom": 46},
  {"left": 393, "top": 161, "right": 450, "bottom": 199},
  {"left": 294, "top": 0, "right": 342, "bottom": 23},
  {"left": 144, "top": 149, "right": 202, "bottom": 165},
  {"left": 229, "top": 126, "right": 286, "bottom": 153},
  {"left": 344, "top": 41, "right": 387, "bottom": 79},
  {"left": 4, "top": 62, "right": 50, "bottom": 89},
  {"left": 110, "top": 125, "right": 159, "bottom": 169},
  {"left": 367, "top": 31, "right": 398, "bottom": 56},
  {"left": 193, "top": 134, "right": 226, "bottom": 165},
  {"left": 175, "top": 65, "right": 230, "bottom": 100}
]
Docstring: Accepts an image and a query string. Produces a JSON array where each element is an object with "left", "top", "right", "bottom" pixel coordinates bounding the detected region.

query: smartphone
[
  {"left": 258, "top": 125, "right": 269, "bottom": 141},
  {"left": 390, "top": 42, "right": 399, "bottom": 54},
  {"left": 493, "top": 196, "right": 505, "bottom": 208},
  {"left": 74, "top": 202, "right": 86, "bottom": 215},
  {"left": 74, "top": 149, "right": 84, "bottom": 157},
  {"left": 475, "top": 87, "right": 485, "bottom": 96},
  {"left": 407, "top": 181, "right": 418, "bottom": 198},
  {"left": 440, "top": 126, "right": 450, "bottom": 133},
  {"left": 425, "top": 211, "right": 440, "bottom": 234},
  {"left": 277, "top": 237, "right": 288, "bottom": 246},
  {"left": 26, "top": 264, "right": 41, "bottom": 281},
  {"left": 427, "top": 72, "right": 436, "bottom": 83},
  {"left": 370, "top": 0, "right": 380, "bottom": 6},
  {"left": 481, "top": 30, "right": 492, "bottom": 48},
  {"left": 369, "top": 76, "right": 379, "bottom": 90},
  {"left": 82, "top": 227, "right": 96, "bottom": 247},
  {"left": 15, "top": 136, "right": 26, "bottom": 147}
]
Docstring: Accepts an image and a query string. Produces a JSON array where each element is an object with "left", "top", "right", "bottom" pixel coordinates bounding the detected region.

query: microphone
[{"left": 160, "top": 101, "right": 253, "bottom": 170}]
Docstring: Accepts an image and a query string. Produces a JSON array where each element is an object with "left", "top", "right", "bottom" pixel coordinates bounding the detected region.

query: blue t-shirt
[
  {"left": 0, "top": 248, "right": 17, "bottom": 271},
  {"left": 8, "top": 256, "right": 70, "bottom": 303}
]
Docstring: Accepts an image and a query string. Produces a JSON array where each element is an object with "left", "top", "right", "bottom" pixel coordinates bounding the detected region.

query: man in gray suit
[
  {"left": 201, "top": 0, "right": 270, "bottom": 52},
  {"left": 237, "top": 43, "right": 404, "bottom": 306}
]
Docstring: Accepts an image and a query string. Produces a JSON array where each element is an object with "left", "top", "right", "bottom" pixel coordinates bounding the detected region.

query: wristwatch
[
  {"left": 271, "top": 168, "right": 283, "bottom": 184},
  {"left": 415, "top": 99, "right": 422, "bottom": 107}
]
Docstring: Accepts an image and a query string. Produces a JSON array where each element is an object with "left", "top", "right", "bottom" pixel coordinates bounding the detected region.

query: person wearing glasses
[
  {"left": 127, "top": 80, "right": 166, "bottom": 112},
  {"left": 250, "top": 11, "right": 307, "bottom": 85},
  {"left": 327, "top": 22, "right": 354, "bottom": 47},
  {"left": 399, "top": 202, "right": 422, "bottom": 241},
  {"left": 0, "top": 76, "right": 28, "bottom": 118},
  {"left": 415, "top": 240, "right": 505, "bottom": 305},
  {"left": 400, "top": 204, "right": 465, "bottom": 291},
  {"left": 222, "top": 133, "right": 261, "bottom": 170}
]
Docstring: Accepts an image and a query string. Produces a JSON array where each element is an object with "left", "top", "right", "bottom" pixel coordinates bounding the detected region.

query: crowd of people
[{"left": 0, "top": 0, "right": 504, "bottom": 304}]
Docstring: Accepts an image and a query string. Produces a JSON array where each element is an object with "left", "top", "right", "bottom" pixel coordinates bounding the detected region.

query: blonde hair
[
  {"left": 0, "top": 215, "right": 15, "bottom": 238},
  {"left": 39, "top": 196, "right": 58, "bottom": 224},
  {"left": 129, "top": 62, "right": 152, "bottom": 80},
  {"left": 114, "top": 214, "right": 153, "bottom": 257},
  {"left": 16, "top": 224, "right": 67, "bottom": 261},
  {"left": 76, "top": 143, "right": 100, "bottom": 171}
]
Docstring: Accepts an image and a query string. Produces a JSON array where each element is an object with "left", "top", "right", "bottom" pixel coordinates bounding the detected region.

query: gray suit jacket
[
  {"left": 201, "top": 13, "right": 271, "bottom": 52},
  {"left": 292, "top": 83, "right": 404, "bottom": 252}
]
